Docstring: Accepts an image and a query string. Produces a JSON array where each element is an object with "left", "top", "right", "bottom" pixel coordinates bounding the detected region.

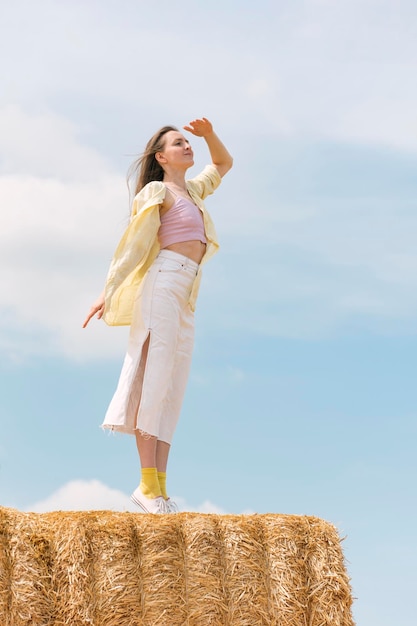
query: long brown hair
[{"left": 128, "top": 125, "right": 178, "bottom": 197}]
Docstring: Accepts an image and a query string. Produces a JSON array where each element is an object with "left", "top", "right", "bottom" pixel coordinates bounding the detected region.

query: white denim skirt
[{"left": 102, "top": 249, "right": 198, "bottom": 444}]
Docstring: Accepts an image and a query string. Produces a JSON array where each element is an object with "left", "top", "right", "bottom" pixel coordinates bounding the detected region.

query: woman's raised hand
[
  {"left": 83, "top": 292, "right": 105, "bottom": 328},
  {"left": 184, "top": 117, "right": 233, "bottom": 178},
  {"left": 183, "top": 117, "right": 213, "bottom": 137}
]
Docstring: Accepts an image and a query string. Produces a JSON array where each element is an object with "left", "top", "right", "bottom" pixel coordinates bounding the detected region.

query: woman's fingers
[
  {"left": 184, "top": 117, "right": 212, "bottom": 137},
  {"left": 82, "top": 309, "right": 95, "bottom": 328},
  {"left": 82, "top": 304, "right": 104, "bottom": 328}
]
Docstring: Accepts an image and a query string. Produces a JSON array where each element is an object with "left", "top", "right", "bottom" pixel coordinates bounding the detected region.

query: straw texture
[{"left": 0, "top": 507, "right": 354, "bottom": 625}]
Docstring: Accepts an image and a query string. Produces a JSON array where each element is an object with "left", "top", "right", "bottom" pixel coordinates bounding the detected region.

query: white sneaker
[
  {"left": 131, "top": 488, "right": 167, "bottom": 514},
  {"left": 165, "top": 498, "right": 179, "bottom": 513}
]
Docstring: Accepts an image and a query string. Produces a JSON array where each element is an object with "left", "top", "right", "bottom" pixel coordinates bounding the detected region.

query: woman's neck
[
  {"left": 163, "top": 173, "right": 187, "bottom": 191},
  {"left": 162, "top": 164, "right": 191, "bottom": 190}
]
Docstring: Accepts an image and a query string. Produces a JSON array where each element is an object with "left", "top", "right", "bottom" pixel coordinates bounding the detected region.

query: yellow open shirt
[{"left": 103, "top": 164, "right": 221, "bottom": 326}]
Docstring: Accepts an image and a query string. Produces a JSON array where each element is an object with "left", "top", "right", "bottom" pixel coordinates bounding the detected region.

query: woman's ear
[{"left": 155, "top": 152, "right": 166, "bottom": 165}]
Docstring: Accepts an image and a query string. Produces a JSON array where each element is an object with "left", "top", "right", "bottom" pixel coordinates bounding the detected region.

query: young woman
[{"left": 83, "top": 117, "right": 233, "bottom": 514}]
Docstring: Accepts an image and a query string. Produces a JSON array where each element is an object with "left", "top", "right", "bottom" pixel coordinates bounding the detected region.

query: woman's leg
[
  {"left": 135, "top": 432, "right": 171, "bottom": 488},
  {"left": 135, "top": 431, "right": 158, "bottom": 468},
  {"left": 134, "top": 433, "right": 171, "bottom": 491},
  {"left": 134, "top": 432, "right": 162, "bottom": 499},
  {"left": 131, "top": 253, "right": 196, "bottom": 512},
  {"left": 131, "top": 432, "right": 167, "bottom": 513},
  {"left": 134, "top": 423, "right": 171, "bottom": 469},
  {"left": 156, "top": 440, "right": 171, "bottom": 501},
  {"left": 156, "top": 440, "right": 171, "bottom": 473}
]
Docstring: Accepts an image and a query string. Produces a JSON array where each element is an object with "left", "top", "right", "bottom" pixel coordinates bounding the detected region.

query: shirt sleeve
[
  {"left": 131, "top": 181, "right": 165, "bottom": 219},
  {"left": 187, "top": 164, "right": 222, "bottom": 200},
  {"left": 102, "top": 182, "right": 165, "bottom": 325}
]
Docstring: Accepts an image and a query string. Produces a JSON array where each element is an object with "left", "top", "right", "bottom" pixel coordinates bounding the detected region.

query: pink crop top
[{"left": 158, "top": 189, "right": 207, "bottom": 249}]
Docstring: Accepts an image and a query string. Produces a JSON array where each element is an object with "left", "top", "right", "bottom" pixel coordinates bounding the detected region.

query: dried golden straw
[{"left": 0, "top": 507, "right": 354, "bottom": 626}]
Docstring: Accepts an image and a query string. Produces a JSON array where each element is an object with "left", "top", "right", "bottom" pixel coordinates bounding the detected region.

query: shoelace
[{"left": 166, "top": 499, "right": 179, "bottom": 513}]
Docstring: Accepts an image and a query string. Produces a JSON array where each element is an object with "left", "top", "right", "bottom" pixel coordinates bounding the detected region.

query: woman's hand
[
  {"left": 184, "top": 117, "right": 233, "bottom": 178},
  {"left": 83, "top": 292, "right": 105, "bottom": 328},
  {"left": 183, "top": 117, "right": 213, "bottom": 137}
]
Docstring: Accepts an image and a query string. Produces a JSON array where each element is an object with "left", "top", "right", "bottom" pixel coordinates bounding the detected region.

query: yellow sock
[
  {"left": 140, "top": 467, "right": 162, "bottom": 499},
  {"left": 157, "top": 471, "right": 168, "bottom": 500}
]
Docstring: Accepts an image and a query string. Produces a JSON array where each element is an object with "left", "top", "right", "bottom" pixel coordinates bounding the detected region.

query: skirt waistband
[{"left": 157, "top": 249, "right": 199, "bottom": 272}]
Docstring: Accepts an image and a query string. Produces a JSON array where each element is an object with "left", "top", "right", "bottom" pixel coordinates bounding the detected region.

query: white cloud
[
  {"left": 0, "top": 106, "right": 130, "bottom": 361},
  {"left": 24, "top": 479, "right": 232, "bottom": 515},
  {"left": 173, "top": 497, "right": 227, "bottom": 515},
  {"left": 263, "top": 3, "right": 417, "bottom": 151},
  {"left": 2, "top": 1, "right": 417, "bottom": 151},
  {"left": 202, "top": 143, "right": 417, "bottom": 338},
  {"left": 25, "top": 479, "right": 137, "bottom": 513},
  {"left": 0, "top": 105, "right": 112, "bottom": 180},
  {"left": 2, "top": 101, "right": 417, "bottom": 364},
  {"left": 1, "top": 3, "right": 417, "bottom": 362}
]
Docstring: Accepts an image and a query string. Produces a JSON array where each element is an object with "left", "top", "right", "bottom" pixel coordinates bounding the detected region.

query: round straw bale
[{"left": 0, "top": 507, "right": 354, "bottom": 626}]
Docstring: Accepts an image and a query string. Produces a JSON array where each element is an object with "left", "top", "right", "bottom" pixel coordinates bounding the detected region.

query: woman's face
[{"left": 157, "top": 130, "right": 194, "bottom": 169}]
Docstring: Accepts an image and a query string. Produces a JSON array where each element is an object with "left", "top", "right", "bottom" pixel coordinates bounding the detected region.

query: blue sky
[{"left": 1, "top": 1, "right": 417, "bottom": 624}]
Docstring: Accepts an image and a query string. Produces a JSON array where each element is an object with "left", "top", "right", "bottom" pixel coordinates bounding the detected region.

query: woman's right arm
[{"left": 82, "top": 290, "right": 105, "bottom": 328}]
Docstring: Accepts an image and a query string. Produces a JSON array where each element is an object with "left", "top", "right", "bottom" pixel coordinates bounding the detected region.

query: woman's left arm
[{"left": 184, "top": 118, "right": 233, "bottom": 178}]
